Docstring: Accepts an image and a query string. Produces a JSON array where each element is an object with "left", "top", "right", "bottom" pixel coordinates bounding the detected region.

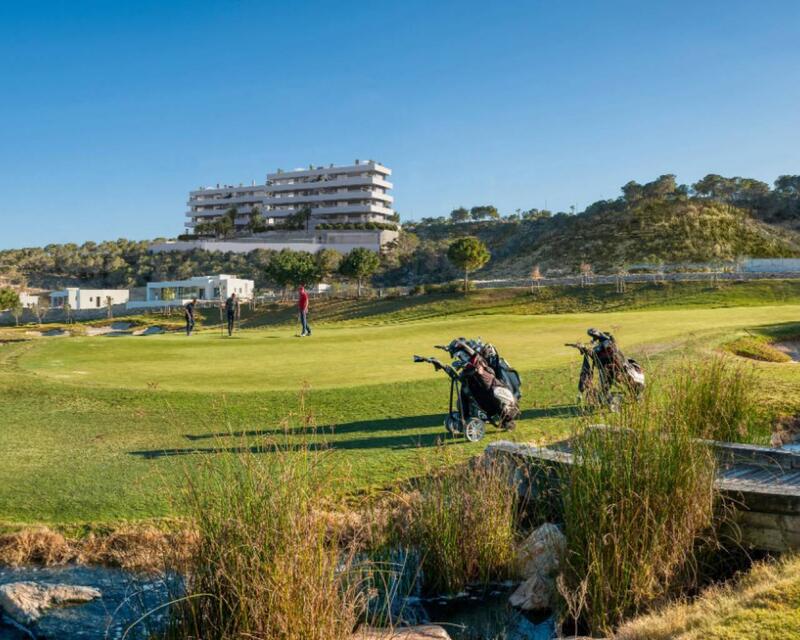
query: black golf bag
[
  {"left": 414, "top": 338, "right": 522, "bottom": 442},
  {"left": 567, "top": 329, "right": 645, "bottom": 408}
]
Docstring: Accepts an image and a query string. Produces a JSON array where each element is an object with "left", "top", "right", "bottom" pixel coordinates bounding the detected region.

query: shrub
[{"left": 401, "top": 452, "right": 520, "bottom": 595}]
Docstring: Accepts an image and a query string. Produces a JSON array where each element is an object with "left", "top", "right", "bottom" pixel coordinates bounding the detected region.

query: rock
[
  {"left": 0, "top": 582, "right": 101, "bottom": 626},
  {"left": 509, "top": 523, "right": 566, "bottom": 611},
  {"left": 353, "top": 625, "right": 452, "bottom": 639}
]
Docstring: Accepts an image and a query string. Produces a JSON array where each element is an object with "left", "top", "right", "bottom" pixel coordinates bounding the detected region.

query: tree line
[{"left": 0, "top": 241, "right": 382, "bottom": 296}]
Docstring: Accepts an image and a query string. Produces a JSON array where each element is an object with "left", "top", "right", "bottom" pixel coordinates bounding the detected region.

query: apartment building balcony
[
  {"left": 188, "top": 194, "right": 268, "bottom": 207},
  {"left": 266, "top": 175, "right": 393, "bottom": 192},
  {"left": 315, "top": 213, "right": 390, "bottom": 224},
  {"left": 185, "top": 210, "right": 230, "bottom": 219},
  {"left": 273, "top": 203, "right": 395, "bottom": 217},
  {"left": 263, "top": 190, "right": 393, "bottom": 206},
  {"left": 189, "top": 185, "right": 268, "bottom": 196},
  {"left": 267, "top": 162, "right": 390, "bottom": 182}
]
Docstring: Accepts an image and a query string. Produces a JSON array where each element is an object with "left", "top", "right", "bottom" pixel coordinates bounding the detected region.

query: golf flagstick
[{"left": 218, "top": 297, "right": 224, "bottom": 337}]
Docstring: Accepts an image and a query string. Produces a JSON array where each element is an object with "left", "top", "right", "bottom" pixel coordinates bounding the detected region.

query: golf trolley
[
  {"left": 414, "top": 338, "right": 522, "bottom": 442},
  {"left": 566, "top": 328, "right": 645, "bottom": 411}
]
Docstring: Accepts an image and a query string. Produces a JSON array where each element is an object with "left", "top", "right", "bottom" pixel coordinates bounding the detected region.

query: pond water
[
  {"left": 0, "top": 565, "right": 177, "bottom": 639},
  {"left": 424, "top": 590, "right": 556, "bottom": 640},
  {"left": 0, "top": 565, "right": 555, "bottom": 640}
]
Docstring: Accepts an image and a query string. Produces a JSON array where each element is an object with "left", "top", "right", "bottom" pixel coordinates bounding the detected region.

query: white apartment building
[
  {"left": 185, "top": 160, "right": 394, "bottom": 234},
  {"left": 126, "top": 274, "right": 254, "bottom": 309},
  {"left": 50, "top": 288, "right": 130, "bottom": 310}
]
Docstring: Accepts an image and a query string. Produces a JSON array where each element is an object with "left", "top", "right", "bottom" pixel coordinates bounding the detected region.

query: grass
[
  {"left": 665, "top": 356, "right": 763, "bottom": 441},
  {"left": 557, "top": 355, "right": 772, "bottom": 635},
  {"left": 0, "top": 282, "right": 799, "bottom": 526},
  {"left": 238, "top": 279, "right": 800, "bottom": 329},
  {"left": 616, "top": 554, "right": 800, "bottom": 640},
  {"left": 165, "top": 442, "right": 368, "bottom": 640},
  {"left": 726, "top": 335, "right": 792, "bottom": 363},
  {"left": 400, "top": 450, "right": 521, "bottom": 595},
  {"left": 559, "top": 404, "right": 718, "bottom": 636}
]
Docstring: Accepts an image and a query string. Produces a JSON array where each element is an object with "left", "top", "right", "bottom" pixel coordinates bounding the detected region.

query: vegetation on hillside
[
  {"left": 1, "top": 173, "right": 798, "bottom": 290},
  {"left": 390, "top": 173, "right": 800, "bottom": 281}
]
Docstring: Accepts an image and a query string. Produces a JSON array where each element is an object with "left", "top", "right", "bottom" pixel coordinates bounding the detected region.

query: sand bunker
[
  {"left": 774, "top": 340, "right": 800, "bottom": 362},
  {"left": 134, "top": 326, "right": 164, "bottom": 336}
]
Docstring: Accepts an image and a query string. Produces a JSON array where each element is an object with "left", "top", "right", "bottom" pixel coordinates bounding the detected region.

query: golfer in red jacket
[{"left": 298, "top": 284, "right": 311, "bottom": 336}]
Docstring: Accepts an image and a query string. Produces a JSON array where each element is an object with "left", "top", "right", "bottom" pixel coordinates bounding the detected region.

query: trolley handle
[{"left": 565, "top": 342, "right": 590, "bottom": 354}]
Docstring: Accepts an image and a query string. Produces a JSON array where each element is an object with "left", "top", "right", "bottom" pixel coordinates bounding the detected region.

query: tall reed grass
[
  {"left": 559, "top": 394, "right": 718, "bottom": 635},
  {"left": 402, "top": 449, "right": 521, "bottom": 596},
  {"left": 664, "top": 355, "right": 761, "bottom": 442},
  {"left": 164, "top": 444, "right": 368, "bottom": 640}
]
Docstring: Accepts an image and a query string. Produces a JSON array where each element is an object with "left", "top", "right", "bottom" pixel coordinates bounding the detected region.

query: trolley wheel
[
  {"left": 444, "top": 412, "right": 461, "bottom": 435},
  {"left": 464, "top": 418, "right": 486, "bottom": 442}
]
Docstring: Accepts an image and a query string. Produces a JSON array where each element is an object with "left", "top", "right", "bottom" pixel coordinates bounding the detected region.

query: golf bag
[
  {"left": 414, "top": 337, "right": 521, "bottom": 442},
  {"left": 566, "top": 329, "right": 645, "bottom": 409}
]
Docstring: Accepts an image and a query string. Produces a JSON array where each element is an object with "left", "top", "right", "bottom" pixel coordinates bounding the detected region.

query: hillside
[{"left": 478, "top": 199, "right": 800, "bottom": 277}]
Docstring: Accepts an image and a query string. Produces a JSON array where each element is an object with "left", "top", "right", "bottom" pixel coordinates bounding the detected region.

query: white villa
[
  {"left": 126, "top": 274, "right": 254, "bottom": 309},
  {"left": 50, "top": 288, "right": 130, "bottom": 310},
  {"left": 19, "top": 291, "right": 43, "bottom": 308}
]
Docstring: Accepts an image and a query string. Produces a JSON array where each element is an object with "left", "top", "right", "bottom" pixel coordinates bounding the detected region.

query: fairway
[{"left": 2, "top": 300, "right": 800, "bottom": 527}]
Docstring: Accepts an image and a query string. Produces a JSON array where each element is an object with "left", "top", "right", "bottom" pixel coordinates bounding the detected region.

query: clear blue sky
[{"left": 1, "top": 1, "right": 798, "bottom": 249}]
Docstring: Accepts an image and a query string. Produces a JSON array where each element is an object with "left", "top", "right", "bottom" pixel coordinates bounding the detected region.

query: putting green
[{"left": 18, "top": 306, "right": 800, "bottom": 392}]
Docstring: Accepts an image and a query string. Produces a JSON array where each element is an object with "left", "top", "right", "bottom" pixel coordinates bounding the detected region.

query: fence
[{"left": 3, "top": 271, "right": 800, "bottom": 327}]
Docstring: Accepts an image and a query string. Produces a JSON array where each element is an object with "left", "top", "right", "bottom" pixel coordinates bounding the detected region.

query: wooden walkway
[{"left": 487, "top": 432, "right": 800, "bottom": 552}]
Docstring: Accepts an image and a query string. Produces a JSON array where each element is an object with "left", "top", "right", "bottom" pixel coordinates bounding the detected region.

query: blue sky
[{"left": 1, "top": 1, "right": 798, "bottom": 249}]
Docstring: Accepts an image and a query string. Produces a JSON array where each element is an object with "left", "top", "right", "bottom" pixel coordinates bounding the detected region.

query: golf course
[{"left": 2, "top": 281, "right": 799, "bottom": 528}]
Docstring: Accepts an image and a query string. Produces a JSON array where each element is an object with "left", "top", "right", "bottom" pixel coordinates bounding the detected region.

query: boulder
[
  {"left": 353, "top": 625, "right": 452, "bottom": 639},
  {"left": 0, "top": 582, "right": 101, "bottom": 626},
  {"left": 509, "top": 523, "right": 566, "bottom": 611}
]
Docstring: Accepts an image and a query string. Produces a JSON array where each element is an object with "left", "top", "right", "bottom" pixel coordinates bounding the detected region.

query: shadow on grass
[
  {"left": 130, "top": 404, "right": 580, "bottom": 459},
  {"left": 182, "top": 405, "right": 580, "bottom": 441},
  {"left": 129, "top": 431, "right": 449, "bottom": 458}
]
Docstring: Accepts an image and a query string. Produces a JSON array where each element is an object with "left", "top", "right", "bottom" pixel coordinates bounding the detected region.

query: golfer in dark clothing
[
  {"left": 184, "top": 298, "right": 197, "bottom": 336},
  {"left": 225, "top": 293, "right": 236, "bottom": 336},
  {"left": 298, "top": 285, "right": 311, "bottom": 336}
]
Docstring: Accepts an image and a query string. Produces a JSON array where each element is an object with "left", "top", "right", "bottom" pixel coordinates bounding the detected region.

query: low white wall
[
  {"left": 149, "top": 230, "right": 396, "bottom": 255},
  {"left": 743, "top": 258, "right": 800, "bottom": 273},
  {"left": 150, "top": 240, "right": 382, "bottom": 254}
]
